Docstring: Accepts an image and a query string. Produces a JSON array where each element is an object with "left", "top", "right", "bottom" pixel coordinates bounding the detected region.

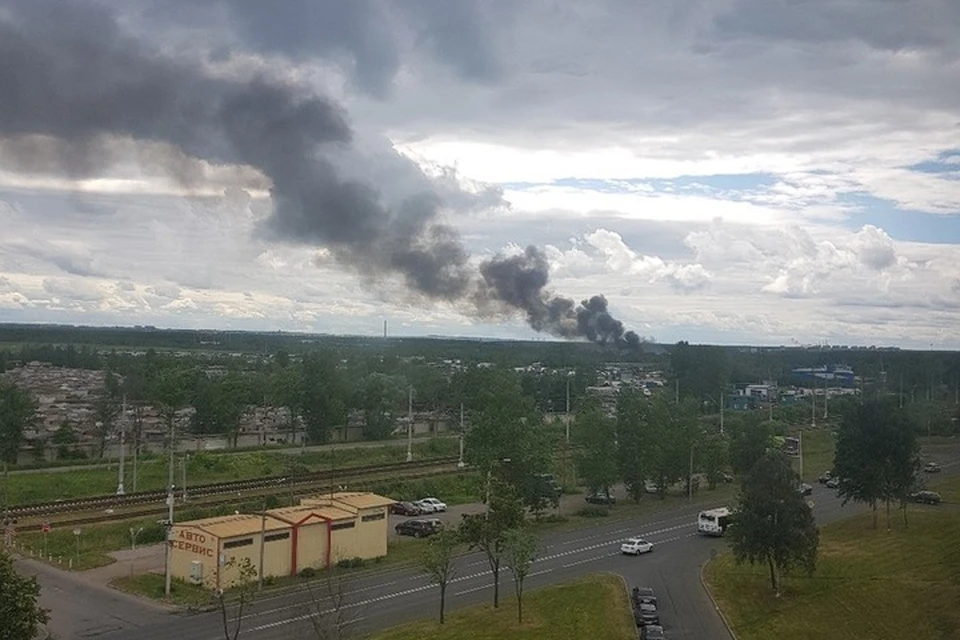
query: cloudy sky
[{"left": 2, "top": 0, "right": 960, "bottom": 349}]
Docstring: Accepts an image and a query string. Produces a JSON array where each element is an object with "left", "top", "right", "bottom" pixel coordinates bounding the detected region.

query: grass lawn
[
  {"left": 5, "top": 439, "right": 459, "bottom": 506},
  {"left": 112, "top": 573, "right": 214, "bottom": 609},
  {"left": 704, "top": 478, "right": 960, "bottom": 640},
  {"left": 366, "top": 573, "right": 635, "bottom": 640}
]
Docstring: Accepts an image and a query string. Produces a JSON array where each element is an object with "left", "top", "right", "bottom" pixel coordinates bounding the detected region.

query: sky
[{"left": 1, "top": 0, "right": 960, "bottom": 350}]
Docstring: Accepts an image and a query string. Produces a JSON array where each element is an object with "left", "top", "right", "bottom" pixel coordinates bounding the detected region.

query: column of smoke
[{"left": 0, "top": 0, "right": 641, "bottom": 350}]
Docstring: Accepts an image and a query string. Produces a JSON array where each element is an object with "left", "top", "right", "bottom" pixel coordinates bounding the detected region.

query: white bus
[{"left": 697, "top": 507, "right": 731, "bottom": 536}]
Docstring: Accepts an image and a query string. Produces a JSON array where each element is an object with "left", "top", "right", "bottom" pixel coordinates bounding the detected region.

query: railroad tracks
[{"left": 4, "top": 456, "right": 463, "bottom": 520}]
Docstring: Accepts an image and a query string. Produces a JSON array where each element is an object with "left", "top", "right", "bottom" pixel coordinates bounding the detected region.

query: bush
[
  {"left": 298, "top": 567, "right": 316, "bottom": 579},
  {"left": 336, "top": 557, "right": 364, "bottom": 569},
  {"left": 537, "top": 514, "right": 568, "bottom": 524},
  {"left": 576, "top": 505, "right": 610, "bottom": 518}
]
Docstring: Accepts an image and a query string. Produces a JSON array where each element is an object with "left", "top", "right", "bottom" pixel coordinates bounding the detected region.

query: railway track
[{"left": 3, "top": 456, "right": 462, "bottom": 519}]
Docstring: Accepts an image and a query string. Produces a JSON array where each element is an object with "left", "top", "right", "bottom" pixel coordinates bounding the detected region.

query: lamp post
[
  {"left": 457, "top": 403, "right": 465, "bottom": 469},
  {"left": 129, "top": 526, "right": 143, "bottom": 577},
  {"left": 405, "top": 386, "right": 414, "bottom": 462}
]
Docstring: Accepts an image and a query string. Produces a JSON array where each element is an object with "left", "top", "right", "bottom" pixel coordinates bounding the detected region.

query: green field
[
  {"left": 3, "top": 438, "right": 458, "bottom": 505},
  {"left": 705, "top": 475, "right": 960, "bottom": 640},
  {"left": 367, "top": 573, "right": 636, "bottom": 640}
]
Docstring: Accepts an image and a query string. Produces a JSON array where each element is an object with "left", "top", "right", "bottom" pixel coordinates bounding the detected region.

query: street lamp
[
  {"left": 406, "top": 386, "right": 414, "bottom": 462},
  {"left": 457, "top": 403, "right": 466, "bottom": 469}
]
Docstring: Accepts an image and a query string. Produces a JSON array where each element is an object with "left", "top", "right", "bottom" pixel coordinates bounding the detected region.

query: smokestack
[{"left": 0, "top": 0, "right": 644, "bottom": 350}]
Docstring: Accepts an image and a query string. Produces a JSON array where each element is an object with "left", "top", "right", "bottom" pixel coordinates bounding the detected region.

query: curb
[
  {"left": 699, "top": 556, "right": 738, "bottom": 640},
  {"left": 613, "top": 573, "right": 640, "bottom": 639}
]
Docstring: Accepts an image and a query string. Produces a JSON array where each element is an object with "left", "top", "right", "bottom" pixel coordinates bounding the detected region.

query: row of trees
[
  {"left": 574, "top": 392, "right": 730, "bottom": 501},
  {"left": 727, "top": 397, "right": 924, "bottom": 596}
]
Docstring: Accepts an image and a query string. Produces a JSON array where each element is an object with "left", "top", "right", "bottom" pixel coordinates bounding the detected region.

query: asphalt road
[{"left": 33, "top": 448, "right": 960, "bottom": 640}]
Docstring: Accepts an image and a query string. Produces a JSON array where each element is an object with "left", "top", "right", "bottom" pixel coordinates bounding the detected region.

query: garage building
[{"left": 169, "top": 491, "right": 395, "bottom": 589}]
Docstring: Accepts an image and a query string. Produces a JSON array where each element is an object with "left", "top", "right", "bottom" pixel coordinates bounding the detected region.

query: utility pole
[
  {"left": 164, "top": 416, "right": 176, "bottom": 596},
  {"left": 182, "top": 453, "right": 188, "bottom": 503},
  {"left": 457, "top": 403, "right": 465, "bottom": 469},
  {"left": 405, "top": 386, "right": 413, "bottom": 462},
  {"left": 719, "top": 391, "right": 725, "bottom": 436},
  {"left": 811, "top": 385, "right": 816, "bottom": 429},
  {"left": 823, "top": 378, "right": 829, "bottom": 420},
  {"left": 899, "top": 373, "right": 904, "bottom": 409},
  {"left": 116, "top": 395, "right": 126, "bottom": 496},
  {"left": 688, "top": 445, "right": 694, "bottom": 501},
  {"left": 565, "top": 377, "right": 571, "bottom": 444},
  {"left": 798, "top": 429, "right": 804, "bottom": 481},
  {"left": 675, "top": 379, "right": 680, "bottom": 404},
  {"left": 258, "top": 495, "right": 267, "bottom": 591}
]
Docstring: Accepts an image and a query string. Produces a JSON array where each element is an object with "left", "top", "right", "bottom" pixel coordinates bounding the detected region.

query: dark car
[
  {"left": 818, "top": 471, "right": 832, "bottom": 484},
  {"left": 632, "top": 587, "right": 656, "bottom": 606},
  {"left": 390, "top": 501, "right": 422, "bottom": 516},
  {"left": 924, "top": 461, "right": 942, "bottom": 473},
  {"left": 394, "top": 518, "right": 442, "bottom": 538},
  {"left": 909, "top": 490, "right": 941, "bottom": 504},
  {"left": 641, "top": 625, "right": 665, "bottom": 639},
  {"left": 635, "top": 602, "right": 660, "bottom": 626},
  {"left": 585, "top": 491, "right": 616, "bottom": 505}
]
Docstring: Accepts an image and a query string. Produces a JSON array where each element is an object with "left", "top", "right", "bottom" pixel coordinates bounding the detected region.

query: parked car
[
  {"left": 641, "top": 625, "right": 666, "bottom": 639},
  {"left": 722, "top": 472, "right": 734, "bottom": 484},
  {"left": 826, "top": 477, "right": 840, "bottom": 489},
  {"left": 585, "top": 491, "right": 616, "bottom": 505},
  {"left": 635, "top": 602, "right": 660, "bottom": 626},
  {"left": 632, "top": 587, "right": 656, "bottom": 605},
  {"left": 621, "top": 537, "right": 654, "bottom": 555},
  {"left": 818, "top": 471, "right": 832, "bottom": 484},
  {"left": 909, "top": 490, "right": 941, "bottom": 504},
  {"left": 798, "top": 482, "right": 813, "bottom": 496},
  {"left": 415, "top": 497, "right": 447, "bottom": 513},
  {"left": 394, "top": 518, "right": 443, "bottom": 538},
  {"left": 924, "top": 461, "right": 942, "bottom": 473},
  {"left": 390, "top": 501, "right": 422, "bottom": 516}
]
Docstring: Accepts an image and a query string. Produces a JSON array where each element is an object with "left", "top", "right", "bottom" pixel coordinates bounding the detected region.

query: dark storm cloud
[
  {"left": 0, "top": 0, "right": 640, "bottom": 347},
  {"left": 137, "top": 0, "right": 502, "bottom": 96}
]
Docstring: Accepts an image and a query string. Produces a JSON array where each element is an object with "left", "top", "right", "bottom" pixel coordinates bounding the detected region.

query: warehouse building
[{"left": 169, "top": 492, "right": 394, "bottom": 589}]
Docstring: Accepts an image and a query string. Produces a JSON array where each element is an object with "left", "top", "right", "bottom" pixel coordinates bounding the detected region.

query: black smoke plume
[{"left": 0, "top": 0, "right": 641, "bottom": 349}]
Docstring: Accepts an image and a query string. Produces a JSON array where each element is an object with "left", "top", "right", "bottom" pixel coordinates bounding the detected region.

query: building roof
[
  {"left": 264, "top": 505, "right": 354, "bottom": 524},
  {"left": 175, "top": 513, "right": 290, "bottom": 539},
  {"left": 300, "top": 491, "right": 396, "bottom": 512}
]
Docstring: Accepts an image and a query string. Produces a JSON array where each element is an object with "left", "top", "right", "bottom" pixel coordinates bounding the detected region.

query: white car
[
  {"left": 416, "top": 497, "right": 447, "bottom": 513},
  {"left": 621, "top": 537, "right": 654, "bottom": 555}
]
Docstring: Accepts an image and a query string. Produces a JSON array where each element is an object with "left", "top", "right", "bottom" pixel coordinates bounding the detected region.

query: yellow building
[
  {"left": 299, "top": 492, "right": 396, "bottom": 561},
  {"left": 169, "top": 492, "right": 395, "bottom": 589},
  {"left": 168, "top": 513, "right": 292, "bottom": 590}
]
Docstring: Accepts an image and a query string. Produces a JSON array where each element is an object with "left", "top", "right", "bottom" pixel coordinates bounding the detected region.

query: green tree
[
  {"left": 419, "top": 529, "right": 460, "bottom": 624},
  {"left": 729, "top": 450, "right": 819, "bottom": 596},
  {"left": 833, "top": 399, "right": 920, "bottom": 529},
  {"left": 357, "top": 373, "right": 406, "bottom": 441},
  {"left": 574, "top": 397, "right": 618, "bottom": 498},
  {"left": 503, "top": 528, "right": 539, "bottom": 623},
  {"left": 699, "top": 432, "right": 729, "bottom": 490},
  {"left": 645, "top": 397, "right": 697, "bottom": 499},
  {"left": 51, "top": 420, "right": 79, "bottom": 460},
  {"left": 0, "top": 549, "right": 49, "bottom": 640},
  {"left": 300, "top": 352, "right": 347, "bottom": 444},
  {"left": 458, "top": 479, "right": 525, "bottom": 608},
  {"left": 616, "top": 389, "right": 651, "bottom": 502},
  {"left": 1, "top": 380, "right": 37, "bottom": 509},
  {"left": 726, "top": 413, "right": 773, "bottom": 477},
  {"left": 466, "top": 374, "right": 553, "bottom": 514},
  {"left": 93, "top": 393, "right": 120, "bottom": 458}
]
